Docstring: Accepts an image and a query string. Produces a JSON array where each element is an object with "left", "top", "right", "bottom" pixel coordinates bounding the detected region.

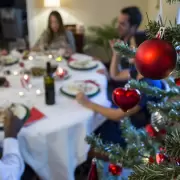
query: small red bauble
[
  {"left": 19, "top": 62, "right": 25, "bottom": 68},
  {"left": 156, "top": 153, "right": 166, "bottom": 164},
  {"left": 112, "top": 88, "right": 140, "bottom": 112},
  {"left": 148, "top": 156, "right": 155, "bottom": 164},
  {"left": 145, "top": 124, "right": 157, "bottom": 137},
  {"left": 175, "top": 78, "right": 180, "bottom": 86},
  {"left": 108, "top": 164, "right": 122, "bottom": 176},
  {"left": 135, "top": 39, "right": 177, "bottom": 79}
]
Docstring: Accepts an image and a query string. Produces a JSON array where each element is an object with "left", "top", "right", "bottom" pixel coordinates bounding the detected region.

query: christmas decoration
[
  {"left": 19, "top": 62, "right": 25, "bottom": 68},
  {"left": 112, "top": 87, "right": 140, "bottom": 111},
  {"left": 148, "top": 156, "right": 155, "bottom": 164},
  {"left": 156, "top": 153, "right": 166, "bottom": 164},
  {"left": 145, "top": 124, "right": 157, "bottom": 137},
  {"left": 108, "top": 163, "right": 122, "bottom": 176},
  {"left": 151, "top": 111, "right": 168, "bottom": 132},
  {"left": 175, "top": 78, "right": 180, "bottom": 86},
  {"left": 88, "top": 158, "right": 99, "bottom": 180},
  {"left": 135, "top": 39, "right": 177, "bottom": 79}
]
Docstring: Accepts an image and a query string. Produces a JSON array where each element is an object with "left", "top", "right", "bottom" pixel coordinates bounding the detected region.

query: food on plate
[
  {"left": 31, "top": 65, "right": 58, "bottom": 77},
  {"left": 0, "top": 55, "right": 19, "bottom": 65},
  {"left": 31, "top": 67, "right": 46, "bottom": 76}
]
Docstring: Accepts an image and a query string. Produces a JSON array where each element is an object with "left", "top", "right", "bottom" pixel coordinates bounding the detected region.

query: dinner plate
[
  {"left": 60, "top": 80, "right": 100, "bottom": 98},
  {"left": 68, "top": 59, "right": 98, "bottom": 70},
  {"left": 1, "top": 55, "right": 19, "bottom": 66},
  {"left": 0, "top": 104, "right": 30, "bottom": 130}
]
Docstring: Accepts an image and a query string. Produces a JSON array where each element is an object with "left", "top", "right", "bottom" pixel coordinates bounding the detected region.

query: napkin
[
  {"left": 68, "top": 57, "right": 76, "bottom": 62},
  {"left": 24, "top": 107, "right": 45, "bottom": 126}
]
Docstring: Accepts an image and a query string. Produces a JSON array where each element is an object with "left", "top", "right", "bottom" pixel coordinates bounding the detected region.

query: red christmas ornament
[
  {"left": 108, "top": 164, "right": 122, "bottom": 176},
  {"left": 88, "top": 158, "right": 99, "bottom": 180},
  {"left": 145, "top": 124, "right": 157, "bottom": 137},
  {"left": 135, "top": 39, "right": 177, "bottom": 79},
  {"left": 156, "top": 153, "right": 166, "bottom": 164},
  {"left": 175, "top": 78, "right": 180, "bottom": 86},
  {"left": 112, "top": 87, "right": 140, "bottom": 112},
  {"left": 148, "top": 156, "right": 155, "bottom": 164},
  {"left": 19, "top": 62, "right": 25, "bottom": 68}
]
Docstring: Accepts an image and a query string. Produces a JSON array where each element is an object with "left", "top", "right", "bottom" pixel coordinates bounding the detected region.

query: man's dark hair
[{"left": 121, "top": 6, "right": 142, "bottom": 28}]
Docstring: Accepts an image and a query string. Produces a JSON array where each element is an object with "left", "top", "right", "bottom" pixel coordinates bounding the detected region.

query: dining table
[{"left": 0, "top": 52, "right": 111, "bottom": 180}]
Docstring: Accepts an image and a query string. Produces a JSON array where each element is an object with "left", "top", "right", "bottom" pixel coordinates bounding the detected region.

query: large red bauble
[
  {"left": 175, "top": 78, "right": 180, "bottom": 86},
  {"left": 135, "top": 39, "right": 177, "bottom": 79},
  {"left": 108, "top": 164, "right": 122, "bottom": 176},
  {"left": 112, "top": 88, "right": 140, "bottom": 112}
]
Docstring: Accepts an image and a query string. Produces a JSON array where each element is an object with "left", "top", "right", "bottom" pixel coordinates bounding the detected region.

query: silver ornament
[{"left": 151, "top": 111, "right": 168, "bottom": 132}]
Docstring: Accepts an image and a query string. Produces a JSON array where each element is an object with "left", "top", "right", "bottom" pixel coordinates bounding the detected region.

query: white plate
[
  {"left": 68, "top": 59, "right": 98, "bottom": 70},
  {"left": 0, "top": 104, "right": 28, "bottom": 128},
  {"left": 1, "top": 55, "right": 19, "bottom": 65},
  {"left": 61, "top": 81, "right": 100, "bottom": 97}
]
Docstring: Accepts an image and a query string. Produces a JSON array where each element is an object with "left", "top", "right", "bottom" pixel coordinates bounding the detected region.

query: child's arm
[{"left": 76, "top": 93, "right": 141, "bottom": 121}]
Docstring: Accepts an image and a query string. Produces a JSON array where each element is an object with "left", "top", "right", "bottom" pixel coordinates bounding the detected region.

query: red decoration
[
  {"left": 0, "top": 49, "right": 8, "bottom": 56},
  {"left": 145, "top": 124, "right": 157, "bottom": 137},
  {"left": 19, "top": 62, "right": 25, "bottom": 68},
  {"left": 135, "top": 39, "right": 177, "bottom": 79},
  {"left": 148, "top": 156, "right": 155, "bottom": 164},
  {"left": 156, "top": 153, "right": 166, "bottom": 164},
  {"left": 159, "top": 129, "right": 167, "bottom": 135},
  {"left": 108, "top": 164, "right": 122, "bottom": 176},
  {"left": 88, "top": 158, "right": 99, "bottom": 180},
  {"left": 175, "top": 78, "right": 180, "bottom": 86},
  {"left": 112, "top": 88, "right": 140, "bottom": 111}
]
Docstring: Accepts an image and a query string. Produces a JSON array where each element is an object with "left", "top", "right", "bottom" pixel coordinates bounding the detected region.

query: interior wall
[{"left": 26, "top": 0, "right": 148, "bottom": 47}]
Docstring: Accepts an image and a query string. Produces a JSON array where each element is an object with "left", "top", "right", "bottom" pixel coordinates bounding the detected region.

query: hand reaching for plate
[
  {"left": 76, "top": 92, "right": 90, "bottom": 107},
  {"left": 4, "top": 109, "right": 23, "bottom": 138}
]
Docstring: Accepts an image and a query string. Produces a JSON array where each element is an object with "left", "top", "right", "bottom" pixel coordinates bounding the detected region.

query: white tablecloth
[{"left": 0, "top": 53, "right": 111, "bottom": 180}]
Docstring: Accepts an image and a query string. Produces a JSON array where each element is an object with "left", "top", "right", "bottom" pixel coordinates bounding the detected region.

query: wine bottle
[{"left": 44, "top": 62, "right": 55, "bottom": 105}]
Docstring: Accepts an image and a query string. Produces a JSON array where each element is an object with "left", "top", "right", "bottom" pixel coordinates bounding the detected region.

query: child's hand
[{"left": 76, "top": 92, "right": 90, "bottom": 107}]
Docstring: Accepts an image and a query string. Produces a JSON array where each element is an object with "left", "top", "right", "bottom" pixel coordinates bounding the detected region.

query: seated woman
[
  {"left": 32, "top": 11, "right": 76, "bottom": 53},
  {"left": 76, "top": 40, "right": 165, "bottom": 147}
]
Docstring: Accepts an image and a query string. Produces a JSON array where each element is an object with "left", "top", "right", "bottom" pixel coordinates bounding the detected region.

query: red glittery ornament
[
  {"left": 112, "top": 88, "right": 140, "bottom": 112},
  {"left": 19, "top": 62, "right": 25, "bottom": 68},
  {"left": 145, "top": 124, "right": 157, "bottom": 137},
  {"left": 175, "top": 78, "right": 180, "bottom": 86},
  {"left": 135, "top": 39, "right": 177, "bottom": 79},
  {"left": 108, "top": 164, "right": 122, "bottom": 176},
  {"left": 148, "top": 156, "right": 155, "bottom": 164},
  {"left": 88, "top": 158, "right": 99, "bottom": 180},
  {"left": 156, "top": 153, "right": 166, "bottom": 164}
]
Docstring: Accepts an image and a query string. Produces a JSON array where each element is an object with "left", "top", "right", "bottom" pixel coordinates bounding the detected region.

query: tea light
[
  {"left": 23, "top": 74, "right": 30, "bottom": 83},
  {"left": 36, "top": 89, "right": 42, "bottom": 95},
  {"left": 13, "top": 71, "right": 19, "bottom": 76},
  {"left": 48, "top": 54, "right": 53, "bottom": 59},
  {"left": 18, "top": 91, "right": 24, "bottom": 97},
  {"left": 56, "top": 67, "right": 64, "bottom": 78},
  {"left": 28, "top": 56, "right": 33, "bottom": 61}
]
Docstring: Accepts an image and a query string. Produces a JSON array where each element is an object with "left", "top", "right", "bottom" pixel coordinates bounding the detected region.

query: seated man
[{"left": 0, "top": 109, "right": 24, "bottom": 180}]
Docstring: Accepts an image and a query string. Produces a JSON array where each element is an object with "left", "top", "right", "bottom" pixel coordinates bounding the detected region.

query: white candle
[
  {"left": 28, "top": 56, "right": 33, "bottom": 61},
  {"left": 18, "top": 91, "right": 24, "bottom": 97},
  {"left": 36, "top": 89, "right": 42, "bottom": 95},
  {"left": 48, "top": 54, "right": 53, "bottom": 59}
]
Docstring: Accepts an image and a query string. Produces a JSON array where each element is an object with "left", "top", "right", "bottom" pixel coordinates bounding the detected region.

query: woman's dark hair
[
  {"left": 47, "top": 11, "right": 66, "bottom": 44},
  {"left": 121, "top": 6, "right": 142, "bottom": 28}
]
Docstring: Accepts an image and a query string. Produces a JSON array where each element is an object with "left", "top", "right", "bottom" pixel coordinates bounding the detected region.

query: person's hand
[
  {"left": 3, "top": 109, "right": 23, "bottom": 138},
  {"left": 109, "top": 39, "right": 121, "bottom": 55},
  {"left": 76, "top": 92, "right": 90, "bottom": 107}
]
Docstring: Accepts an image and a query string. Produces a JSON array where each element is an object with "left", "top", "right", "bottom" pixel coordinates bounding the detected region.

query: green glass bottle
[{"left": 44, "top": 62, "right": 55, "bottom": 105}]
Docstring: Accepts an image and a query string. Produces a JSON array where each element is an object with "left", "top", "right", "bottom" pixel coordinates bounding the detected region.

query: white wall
[{"left": 26, "top": 0, "right": 148, "bottom": 47}]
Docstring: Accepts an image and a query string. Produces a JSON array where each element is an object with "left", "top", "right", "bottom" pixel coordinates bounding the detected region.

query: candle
[
  {"left": 18, "top": 91, "right": 24, "bottom": 97},
  {"left": 28, "top": 56, "right": 33, "bottom": 61},
  {"left": 13, "top": 71, "right": 19, "bottom": 76},
  {"left": 56, "top": 68, "right": 64, "bottom": 78},
  {"left": 23, "top": 74, "right": 30, "bottom": 83},
  {"left": 48, "top": 54, "right": 53, "bottom": 59},
  {"left": 36, "top": 89, "right": 42, "bottom": 95}
]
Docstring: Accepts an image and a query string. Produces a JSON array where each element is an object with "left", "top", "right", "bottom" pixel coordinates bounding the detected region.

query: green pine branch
[
  {"left": 165, "top": 129, "right": 180, "bottom": 158},
  {"left": 166, "top": 0, "right": 180, "bottom": 4},
  {"left": 129, "top": 164, "right": 180, "bottom": 180}
]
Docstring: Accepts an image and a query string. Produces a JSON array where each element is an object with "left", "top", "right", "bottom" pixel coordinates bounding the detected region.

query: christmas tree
[{"left": 86, "top": 0, "right": 180, "bottom": 179}]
